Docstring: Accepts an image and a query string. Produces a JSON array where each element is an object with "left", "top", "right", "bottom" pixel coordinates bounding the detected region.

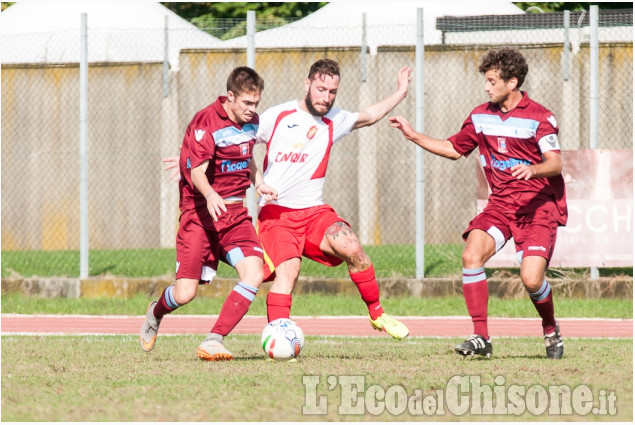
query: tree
[
  {"left": 513, "top": 2, "right": 631, "bottom": 13},
  {"left": 161, "top": 2, "right": 327, "bottom": 39}
]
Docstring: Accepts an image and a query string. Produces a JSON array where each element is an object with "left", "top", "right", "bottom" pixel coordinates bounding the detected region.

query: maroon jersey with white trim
[
  {"left": 179, "top": 96, "right": 259, "bottom": 215},
  {"left": 449, "top": 92, "right": 567, "bottom": 225}
]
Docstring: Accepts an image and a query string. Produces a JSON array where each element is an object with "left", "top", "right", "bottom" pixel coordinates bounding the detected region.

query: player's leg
[
  {"left": 140, "top": 277, "right": 199, "bottom": 352},
  {"left": 515, "top": 216, "right": 563, "bottom": 359},
  {"left": 454, "top": 208, "right": 511, "bottom": 358},
  {"left": 197, "top": 207, "right": 265, "bottom": 361},
  {"left": 267, "top": 258, "right": 301, "bottom": 321},
  {"left": 257, "top": 204, "right": 304, "bottom": 322},
  {"left": 318, "top": 218, "right": 409, "bottom": 340},
  {"left": 140, "top": 216, "right": 208, "bottom": 352}
]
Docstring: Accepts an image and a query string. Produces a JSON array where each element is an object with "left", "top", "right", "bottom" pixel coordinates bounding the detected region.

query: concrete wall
[{"left": 2, "top": 43, "right": 632, "bottom": 251}]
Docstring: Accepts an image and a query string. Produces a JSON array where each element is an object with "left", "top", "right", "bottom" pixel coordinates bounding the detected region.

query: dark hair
[
  {"left": 307, "top": 58, "right": 340, "bottom": 81},
  {"left": 227, "top": 66, "right": 264, "bottom": 95},
  {"left": 478, "top": 48, "right": 528, "bottom": 88}
]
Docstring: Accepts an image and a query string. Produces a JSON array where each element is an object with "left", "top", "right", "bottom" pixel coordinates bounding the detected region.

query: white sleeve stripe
[{"left": 538, "top": 134, "right": 560, "bottom": 153}]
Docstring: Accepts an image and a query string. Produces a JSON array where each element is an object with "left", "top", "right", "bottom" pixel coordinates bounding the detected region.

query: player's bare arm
[
  {"left": 190, "top": 160, "right": 227, "bottom": 221},
  {"left": 248, "top": 159, "right": 278, "bottom": 203},
  {"left": 511, "top": 149, "right": 563, "bottom": 180},
  {"left": 353, "top": 66, "right": 412, "bottom": 129},
  {"left": 389, "top": 115, "right": 461, "bottom": 160}
]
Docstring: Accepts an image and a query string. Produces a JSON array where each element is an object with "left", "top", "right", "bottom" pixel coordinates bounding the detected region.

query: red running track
[{"left": 1, "top": 315, "right": 632, "bottom": 338}]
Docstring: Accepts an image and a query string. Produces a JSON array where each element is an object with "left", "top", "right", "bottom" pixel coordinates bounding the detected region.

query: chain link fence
[{"left": 1, "top": 6, "right": 632, "bottom": 279}]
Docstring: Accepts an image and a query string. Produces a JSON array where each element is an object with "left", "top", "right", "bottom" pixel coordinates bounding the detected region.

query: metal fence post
[
  {"left": 246, "top": 10, "right": 257, "bottom": 224},
  {"left": 415, "top": 8, "right": 425, "bottom": 278},
  {"left": 80, "top": 13, "right": 89, "bottom": 278},
  {"left": 589, "top": 5, "right": 600, "bottom": 279}
]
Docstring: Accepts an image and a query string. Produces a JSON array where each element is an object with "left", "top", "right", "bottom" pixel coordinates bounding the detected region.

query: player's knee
[
  {"left": 173, "top": 284, "right": 197, "bottom": 305},
  {"left": 462, "top": 249, "right": 485, "bottom": 268},
  {"left": 520, "top": 270, "right": 543, "bottom": 291}
]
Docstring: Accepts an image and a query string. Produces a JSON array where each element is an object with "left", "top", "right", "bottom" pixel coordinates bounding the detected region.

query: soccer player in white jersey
[
  {"left": 390, "top": 48, "right": 566, "bottom": 359},
  {"left": 257, "top": 59, "right": 412, "bottom": 339}
]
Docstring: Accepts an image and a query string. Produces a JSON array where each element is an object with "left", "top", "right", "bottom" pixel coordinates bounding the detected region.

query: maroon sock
[
  {"left": 350, "top": 265, "right": 384, "bottom": 320},
  {"left": 152, "top": 285, "right": 179, "bottom": 320},
  {"left": 529, "top": 281, "right": 556, "bottom": 334},
  {"left": 210, "top": 282, "right": 257, "bottom": 336},
  {"left": 462, "top": 268, "right": 489, "bottom": 340},
  {"left": 266, "top": 292, "right": 292, "bottom": 322}
]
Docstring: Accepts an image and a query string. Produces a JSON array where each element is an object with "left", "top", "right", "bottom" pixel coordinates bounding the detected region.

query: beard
[{"left": 304, "top": 93, "right": 332, "bottom": 117}]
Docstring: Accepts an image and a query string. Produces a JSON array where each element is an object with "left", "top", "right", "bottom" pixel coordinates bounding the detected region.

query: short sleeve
[
  {"left": 448, "top": 115, "right": 478, "bottom": 157},
  {"left": 536, "top": 112, "right": 561, "bottom": 153},
  {"left": 187, "top": 126, "right": 215, "bottom": 169}
]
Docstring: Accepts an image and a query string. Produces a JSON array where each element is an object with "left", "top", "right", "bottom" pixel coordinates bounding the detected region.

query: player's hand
[
  {"left": 256, "top": 183, "right": 278, "bottom": 203},
  {"left": 389, "top": 116, "right": 416, "bottom": 139},
  {"left": 162, "top": 157, "right": 181, "bottom": 181},
  {"left": 511, "top": 164, "right": 536, "bottom": 180},
  {"left": 205, "top": 190, "right": 227, "bottom": 222},
  {"left": 396, "top": 66, "right": 412, "bottom": 96},
  {"left": 162, "top": 145, "right": 182, "bottom": 182}
]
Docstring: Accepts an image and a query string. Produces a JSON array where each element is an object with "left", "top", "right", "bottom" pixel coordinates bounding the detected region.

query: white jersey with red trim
[{"left": 256, "top": 100, "right": 359, "bottom": 209}]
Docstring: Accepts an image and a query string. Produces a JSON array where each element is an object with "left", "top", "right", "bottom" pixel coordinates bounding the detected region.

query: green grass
[
  {"left": 2, "top": 245, "right": 632, "bottom": 279},
  {"left": 1, "top": 334, "right": 631, "bottom": 421},
  {"left": 2, "top": 293, "right": 632, "bottom": 318}
]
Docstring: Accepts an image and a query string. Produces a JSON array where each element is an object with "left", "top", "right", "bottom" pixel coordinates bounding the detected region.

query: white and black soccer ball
[{"left": 261, "top": 318, "right": 305, "bottom": 361}]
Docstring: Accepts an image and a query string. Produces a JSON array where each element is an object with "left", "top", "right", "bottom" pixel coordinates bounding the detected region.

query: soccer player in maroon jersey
[
  {"left": 389, "top": 48, "right": 566, "bottom": 359},
  {"left": 139, "top": 67, "right": 277, "bottom": 361}
]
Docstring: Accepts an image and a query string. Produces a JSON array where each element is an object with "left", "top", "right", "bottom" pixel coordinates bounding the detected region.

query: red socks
[
  {"left": 462, "top": 267, "right": 489, "bottom": 339},
  {"left": 211, "top": 282, "right": 258, "bottom": 336},
  {"left": 152, "top": 285, "right": 179, "bottom": 320},
  {"left": 350, "top": 265, "right": 384, "bottom": 320},
  {"left": 529, "top": 280, "right": 556, "bottom": 334},
  {"left": 266, "top": 292, "right": 292, "bottom": 322}
]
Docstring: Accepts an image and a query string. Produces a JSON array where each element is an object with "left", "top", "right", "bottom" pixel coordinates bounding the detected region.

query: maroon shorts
[
  {"left": 463, "top": 201, "right": 560, "bottom": 265},
  {"left": 176, "top": 204, "right": 263, "bottom": 282},
  {"left": 257, "top": 203, "right": 349, "bottom": 281}
]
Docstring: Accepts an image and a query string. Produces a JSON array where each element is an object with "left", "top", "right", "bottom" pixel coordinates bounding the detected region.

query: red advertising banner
[{"left": 477, "top": 149, "right": 633, "bottom": 268}]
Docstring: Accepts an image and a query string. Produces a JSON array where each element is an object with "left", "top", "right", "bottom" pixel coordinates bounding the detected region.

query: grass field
[
  {"left": 2, "top": 293, "right": 632, "bottom": 318},
  {"left": 1, "top": 334, "right": 631, "bottom": 421},
  {"left": 2, "top": 245, "right": 632, "bottom": 278}
]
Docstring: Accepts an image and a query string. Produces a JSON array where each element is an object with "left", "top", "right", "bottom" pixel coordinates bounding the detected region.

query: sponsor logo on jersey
[
  {"left": 195, "top": 129, "right": 206, "bottom": 142},
  {"left": 240, "top": 143, "right": 249, "bottom": 156},
  {"left": 275, "top": 152, "right": 309, "bottom": 163},
  {"left": 306, "top": 125, "right": 317, "bottom": 140},
  {"left": 221, "top": 158, "right": 251, "bottom": 173},
  {"left": 528, "top": 245, "right": 547, "bottom": 252},
  {"left": 547, "top": 115, "right": 557, "bottom": 129},
  {"left": 287, "top": 123, "right": 299, "bottom": 129},
  {"left": 497, "top": 137, "right": 508, "bottom": 153},
  {"left": 186, "top": 158, "right": 191, "bottom": 169},
  {"left": 489, "top": 153, "right": 530, "bottom": 172}
]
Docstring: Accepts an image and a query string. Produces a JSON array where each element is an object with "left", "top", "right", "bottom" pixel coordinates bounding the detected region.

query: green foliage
[
  {"left": 162, "top": 2, "right": 327, "bottom": 39},
  {"left": 513, "top": 2, "right": 632, "bottom": 12}
]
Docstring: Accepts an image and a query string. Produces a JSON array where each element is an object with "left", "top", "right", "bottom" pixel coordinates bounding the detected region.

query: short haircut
[
  {"left": 307, "top": 58, "right": 340, "bottom": 81},
  {"left": 479, "top": 47, "right": 529, "bottom": 88},
  {"left": 227, "top": 66, "right": 264, "bottom": 95}
]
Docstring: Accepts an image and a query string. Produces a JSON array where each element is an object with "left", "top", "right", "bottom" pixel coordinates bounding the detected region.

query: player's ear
[
  {"left": 507, "top": 77, "right": 518, "bottom": 90},
  {"left": 304, "top": 78, "right": 311, "bottom": 93},
  {"left": 227, "top": 90, "right": 235, "bottom": 102}
]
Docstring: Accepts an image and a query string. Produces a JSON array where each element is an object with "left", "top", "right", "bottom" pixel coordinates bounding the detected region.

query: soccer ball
[{"left": 261, "top": 318, "right": 305, "bottom": 361}]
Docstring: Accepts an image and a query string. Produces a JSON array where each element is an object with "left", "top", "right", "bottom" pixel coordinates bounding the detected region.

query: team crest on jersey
[
  {"left": 195, "top": 129, "right": 206, "bottom": 142},
  {"left": 547, "top": 115, "right": 558, "bottom": 129},
  {"left": 240, "top": 143, "right": 249, "bottom": 156},
  {"left": 497, "top": 137, "right": 508, "bottom": 153},
  {"left": 306, "top": 125, "right": 317, "bottom": 140}
]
